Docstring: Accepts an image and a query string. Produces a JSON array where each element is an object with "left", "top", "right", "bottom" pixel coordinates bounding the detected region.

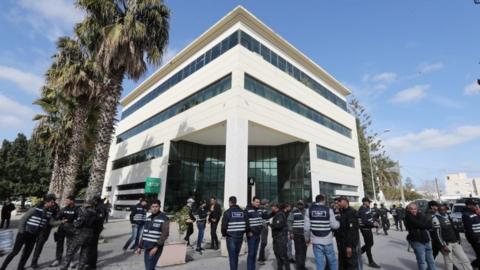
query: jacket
[
  {"left": 432, "top": 213, "right": 459, "bottom": 246},
  {"left": 462, "top": 208, "right": 480, "bottom": 242},
  {"left": 208, "top": 203, "right": 222, "bottom": 224},
  {"left": 129, "top": 203, "right": 147, "bottom": 225},
  {"left": 270, "top": 211, "right": 288, "bottom": 240},
  {"left": 139, "top": 212, "right": 169, "bottom": 249},
  {"left": 1, "top": 203, "right": 15, "bottom": 219},
  {"left": 358, "top": 205, "right": 375, "bottom": 229},
  {"left": 336, "top": 207, "right": 360, "bottom": 248},
  {"left": 246, "top": 205, "right": 264, "bottom": 235},
  {"left": 221, "top": 205, "right": 247, "bottom": 237},
  {"left": 405, "top": 211, "right": 431, "bottom": 243}
]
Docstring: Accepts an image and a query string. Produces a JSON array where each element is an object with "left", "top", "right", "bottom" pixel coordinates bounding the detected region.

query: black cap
[
  {"left": 428, "top": 200, "right": 439, "bottom": 208},
  {"left": 44, "top": 193, "right": 57, "bottom": 202},
  {"left": 362, "top": 197, "right": 371, "bottom": 203},
  {"left": 465, "top": 199, "right": 477, "bottom": 206}
]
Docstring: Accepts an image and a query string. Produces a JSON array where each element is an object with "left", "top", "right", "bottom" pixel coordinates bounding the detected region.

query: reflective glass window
[{"left": 316, "top": 145, "right": 354, "bottom": 167}]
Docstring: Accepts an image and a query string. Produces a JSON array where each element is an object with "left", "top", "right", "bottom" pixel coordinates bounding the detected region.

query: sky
[{"left": 0, "top": 0, "right": 479, "bottom": 189}]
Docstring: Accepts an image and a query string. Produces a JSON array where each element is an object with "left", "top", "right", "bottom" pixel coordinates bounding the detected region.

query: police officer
[
  {"left": 123, "top": 197, "right": 148, "bottom": 251},
  {"left": 60, "top": 199, "right": 98, "bottom": 270},
  {"left": 270, "top": 202, "right": 290, "bottom": 270},
  {"left": 86, "top": 195, "right": 105, "bottom": 269},
  {"left": 258, "top": 198, "right": 271, "bottom": 265},
  {"left": 51, "top": 195, "right": 78, "bottom": 267},
  {"left": 371, "top": 203, "right": 380, "bottom": 235},
  {"left": 245, "top": 196, "right": 263, "bottom": 270},
  {"left": 396, "top": 204, "right": 405, "bottom": 232},
  {"left": 221, "top": 196, "right": 246, "bottom": 270},
  {"left": 378, "top": 204, "right": 389, "bottom": 235},
  {"left": 462, "top": 198, "right": 480, "bottom": 268},
  {"left": 195, "top": 200, "right": 208, "bottom": 253},
  {"left": 358, "top": 197, "right": 381, "bottom": 268},
  {"left": 30, "top": 198, "right": 59, "bottom": 268},
  {"left": 288, "top": 200, "right": 307, "bottom": 270},
  {"left": 336, "top": 196, "right": 362, "bottom": 270},
  {"left": 135, "top": 199, "right": 169, "bottom": 270},
  {"left": 0, "top": 194, "right": 56, "bottom": 270}
]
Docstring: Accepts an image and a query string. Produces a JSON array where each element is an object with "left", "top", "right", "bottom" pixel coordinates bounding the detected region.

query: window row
[
  {"left": 239, "top": 31, "right": 348, "bottom": 111},
  {"left": 117, "top": 74, "right": 232, "bottom": 143},
  {"left": 116, "top": 182, "right": 146, "bottom": 191},
  {"left": 316, "top": 145, "right": 355, "bottom": 168},
  {"left": 112, "top": 144, "right": 164, "bottom": 170},
  {"left": 244, "top": 74, "right": 351, "bottom": 137},
  {"left": 121, "top": 31, "right": 239, "bottom": 119}
]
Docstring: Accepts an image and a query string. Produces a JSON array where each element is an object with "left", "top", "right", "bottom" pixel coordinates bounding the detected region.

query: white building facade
[
  {"left": 102, "top": 7, "right": 364, "bottom": 213},
  {"left": 444, "top": 173, "right": 480, "bottom": 199}
]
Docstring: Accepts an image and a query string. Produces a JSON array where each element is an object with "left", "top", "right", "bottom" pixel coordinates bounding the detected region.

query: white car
[{"left": 450, "top": 203, "right": 466, "bottom": 232}]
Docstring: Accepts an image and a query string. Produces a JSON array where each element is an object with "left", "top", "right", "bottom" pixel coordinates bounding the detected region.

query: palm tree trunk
[
  {"left": 49, "top": 145, "right": 68, "bottom": 198},
  {"left": 61, "top": 102, "right": 88, "bottom": 204},
  {"left": 86, "top": 76, "right": 122, "bottom": 199}
]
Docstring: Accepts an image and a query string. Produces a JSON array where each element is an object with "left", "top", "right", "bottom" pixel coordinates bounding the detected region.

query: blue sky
[{"left": 0, "top": 0, "right": 479, "bottom": 189}]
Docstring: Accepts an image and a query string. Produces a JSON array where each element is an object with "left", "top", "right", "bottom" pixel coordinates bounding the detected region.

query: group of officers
[{"left": 0, "top": 194, "right": 106, "bottom": 270}]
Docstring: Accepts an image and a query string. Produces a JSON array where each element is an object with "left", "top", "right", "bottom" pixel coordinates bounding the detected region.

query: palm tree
[
  {"left": 75, "top": 0, "right": 170, "bottom": 199},
  {"left": 46, "top": 37, "right": 101, "bottom": 201}
]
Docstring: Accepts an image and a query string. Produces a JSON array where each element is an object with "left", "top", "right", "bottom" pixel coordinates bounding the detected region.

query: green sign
[{"left": 145, "top": 177, "right": 161, "bottom": 194}]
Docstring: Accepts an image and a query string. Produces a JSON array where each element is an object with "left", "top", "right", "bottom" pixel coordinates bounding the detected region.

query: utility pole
[{"left": 435, "top": 177, "right": 441, "bottom": 200}]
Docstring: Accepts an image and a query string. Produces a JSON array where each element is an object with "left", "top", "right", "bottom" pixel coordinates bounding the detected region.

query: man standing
[
  {"left": 391, "top": 204, "right": 399, "bottom": 231},
  {"left": 270, "top": 203, "right": 290, "bottom": 270},
  {"left": 396, "top": 204, "right": 405, "bottom": 232},
  {"left": 258, "top": 198, "right": 271, "bottom": 264},
  {"left": 0, "top": 194, "right": 56, "bottom": 270},
  {"left": 426, "top": 201, "right": 442, "bottom": 259},
  {"left": 378, "top": 204, "right": 389, "bottom": 235},
  {"left": 184, "top": 198, "right": 196, "bottom": 247},
  {"left": 336, "top": 196, "right": 362, "bottom": 270},
  {"left": 358, "top": 197, "right": 381, "bottom": 268},
  {"left": 195, "top": 200, "right": 208, "bottom": 253},
  {"left": 208, "top": 196, "right": 221, "bottom": 250},
  {"left": 221, "top": 196, "right": 246, "bottom": 270},
  {"left": 371, "top": 203, "right": 380, "bottom": 235},
  {"left": 50, "top": 195, "right": 78, "bottom": 267},
  {"left": 60, "top": 199, "right": 98, "bottom": 270},
  {"left": 284, "top": 203, "right": 294, "bottom": 264},
  {"left": 462, "top": 198, "right": 480, "bottom": 268},
  {"left": 123, "top": 197, "right": 148, "bottom": 251},
  {"left": 1, "top": 199, "right": 15, "bottom": 229},
  {"left": 304, "top": 195, "right": 339, "bottom": 270},
  {"left": 135, "top": 199, "right": 169, "bottom": 270},
  {"left": 246, "top": 196, "right": 263, "bottom": 270},
  {"left": 86, "top": 195, "right": 105, "bottom": 269},
  {"left": 289, "top": 200, "right": 307, "bottom": 270},
  {"left": 404, "top": 202, "right": 437, "bottom": 270},
  {"left": 30, "top": 197, "right": 59, "bottom": 269},
  {"left": 432, "top": 204, "right": 472, "bottom": 270}
]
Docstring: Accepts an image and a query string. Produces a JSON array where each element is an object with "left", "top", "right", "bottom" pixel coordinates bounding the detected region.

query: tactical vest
[
  {"left": 292, "top": 209, "right": 305, "bottom": 234},
  {"left": 309, "top": 204, "right": 331, "bottom": 237},
  {"left": 61, "top": 206, "right": 77, "bottom": 224},
  {"left": 226, "top": 206, "right": 246, "bottom": 237},
  {"left": 25, "top": 207, "right": 48, "bottom": 234},
  {"left": 142, "top": 212, "right": 168, "bottom": 249},
  {"left": 133, "top": 204, "right": 147, "bottom": 224},
  {"left": 435, "top": 214, "right": 458, "bottom": 243},
  {"left": 246, "top": 206, "right": 263, "bottom": 234},
  {"left": 464, "top": 210, "right": 480, "bottom": 240},
  {"left": 196, "top": 208, "right": 208, "bottom": 223}
]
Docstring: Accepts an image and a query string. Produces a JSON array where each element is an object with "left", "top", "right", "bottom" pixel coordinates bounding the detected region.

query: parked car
[{"left": 450, "top": 203, "right": 466, "bottom": 232}]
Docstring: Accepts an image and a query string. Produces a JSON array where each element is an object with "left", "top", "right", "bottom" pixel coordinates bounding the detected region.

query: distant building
[{"left": 444, "top": 173, "right": 480, "bottom": 199}]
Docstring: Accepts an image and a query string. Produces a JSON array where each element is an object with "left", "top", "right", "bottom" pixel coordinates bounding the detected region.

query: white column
[
  {"left": 309, "top": 142, "right": 320, "bottom": 198},
  {"left": 158, "top": 140, "right": 171, "bottom": 208},
  {"left": 223, "top": 115, "right": 248, "bottom": 209}
]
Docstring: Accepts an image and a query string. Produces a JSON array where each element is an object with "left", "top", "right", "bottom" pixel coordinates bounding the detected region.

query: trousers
[
  {"left": 0, "top": 232, "right": 37, "bottom": 270},
  {"left": 144, "top": 246, "right": 164, "bottom": 270},
  {"left": 55, "top": 226, "right": 75, "bottom": 261},
  {"left": 210, "top": 222, "right": 219, "bottom": 249},
  {"left": 293, "top": 233, "right": 307, "bottom": 269},
  {"left": 273, "top": 235, "right": 291, "bottom": 270},
  {"left": 31, "top": 228, "right": 51, "bottom": 265},
  {"left": 258, "top": 224, "right": 269, "bottom": 261},
  {"left": 360, "top": 229, "right": 374, "bottom": 264},
  {"left": 440, "top": 242, "right": 472, "bottom": 270},
  {"left": 61, "top": 229, "right": 93, "bottom": 270}
]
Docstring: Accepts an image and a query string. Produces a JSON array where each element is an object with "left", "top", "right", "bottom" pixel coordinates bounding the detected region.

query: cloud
[
  {"left": 8, "top": 0, "right": 84, "bottom": 41},
  {"left": 385, "top": 125, "right": 480, "bottom": 153},
  {"left": 390, "top": 85, "right": 429, "bottom": 103},
  {"left": 0, "top": 93, "right": 36, "bottom": 128},
  {"left": 371, "top": 72, "right": 397, "bottom": 83},
  {"left": 431, "top": 96, "right": 463, "bottom": 109},
  {"left": 417, "top": 62, "right": 444, "bottom": 74},
  {"left": 464, "top": 81, "right": 480, "bottom": 96},
  {"left": 0, "top": 65, "right": 43, "bottom": 95}
]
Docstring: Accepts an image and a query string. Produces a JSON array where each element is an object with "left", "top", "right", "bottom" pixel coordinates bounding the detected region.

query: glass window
[
  {"left": 112, "top": 144, "right": 164, "bottom": 170},
  {"left": 316, "top": 145, "right": 354, "bottom": 167}
]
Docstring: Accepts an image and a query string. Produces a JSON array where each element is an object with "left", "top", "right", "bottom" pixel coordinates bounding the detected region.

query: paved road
[{"left": 0, "top": 218, "right": 477, "bottom": 269}]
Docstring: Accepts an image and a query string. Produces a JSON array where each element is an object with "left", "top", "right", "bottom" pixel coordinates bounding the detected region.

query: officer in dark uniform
[
  {"left": 86, "top": 195, "right": 105, "bottom": 269},
  {"left": 195, "top": 200, "right": 208, "bottom": 253},
  {"left": 0, "top": 194, "right": 56, "bottom": 270},
  {"left": 135, "top": 199, "right": 169, "bottom": 270},
  {"left": 270, "top": 202, "right": 290, "bottom": 270},
  {"left": 358, "top": 197, "right": 380, "bottom": 268},
  {"left": 336, "top": 196, "right": 362, "bottom": 270},
  {"left": 60, "top": 199, "right": 98, "bottom": 270},
  {"left": 258, "top": 199, "right": 271, "bottom": 264},
  {"left": 378, "top": 204, "right": 389, "bottom": 235},
  {"left": 30, "top": 199, "right": 59, "bottom": 268},
  {"left": 123, "top": 197, "right": 147, "bottom": 251},
  {"left": 288, "top": 200, "right": 307, "bottom": 270},
  {"left": 51, "top": 195, "right": 78, "bottom": 267},
  {"left": 462, "top": 198, "right": 480, "bottom": 268},
  {"left": 221, "top": 196, "right": 246, "bottom": 270},
  {"left": 396, "top": 204, "right": 405, "bottom": 231},
  {"left": 245, "top": 196, "right": 263, "bottom": 270},
  {"left": 371, "top": 203, "right": 380, "bottom": 235}
]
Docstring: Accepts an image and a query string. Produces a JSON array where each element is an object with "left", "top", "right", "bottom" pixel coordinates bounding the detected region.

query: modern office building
[{"left": 102, "top": 6, "right": 364, "bottom": 213}]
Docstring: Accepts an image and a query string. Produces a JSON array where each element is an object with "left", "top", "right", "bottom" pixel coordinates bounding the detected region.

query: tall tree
[
  {"left": 46, "top": 37, "right": 101, "bottom": 201},
  {"left": 75, "top": 0, "right": 170, "bottom": 199}
]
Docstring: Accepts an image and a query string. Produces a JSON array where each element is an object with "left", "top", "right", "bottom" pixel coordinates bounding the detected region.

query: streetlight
[{"left": 368, "top": 129, "right": 390, "bottom": 202}]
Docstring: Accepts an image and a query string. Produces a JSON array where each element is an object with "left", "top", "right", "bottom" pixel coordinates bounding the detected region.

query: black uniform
[
  {"left": 208, "top": 202, "right": 222, "bottom": 249},
  {"left": 86, "top": 200, "right": 105, "bottom": 269},
  {"left": 31, "top": 202, "right": 59, "bottom": 267},
  {"left": 396, "top": 206, "right": 405, "bottom": 231},
  {"left": 0, "top": 202, "right": 15, "bottom": 229},
  {"left": 462, "top": 208, "right": 480, "bottom": 268},
  {"left": 55, "top": 205, "right": 78, "bottom": 263},
  {"left": 425, "top": 208, "right": 441, "bottom": 259},
  {"left": 60, "top": 205, "right": 98, "bottom": 270},
  {"left": 378, "top": 206, "right": 389, "bottom": 235},
  {"left": 258, "top": 205, "right": 271, "bottom": 262},
  {"left": 358, "top": 205, "right": 377, "bottom": 265},
  {"left": 337, "top": 207, "right": 361, "bottom": 270},
  {"left": 289, "top": 208, "right": 307, "bottom": 270},
  {"left": 271, "top": 210, "right": 290, "bottom": 270},
  {"left": 0, "top": 204, "right": 50, "bottom": 270}
]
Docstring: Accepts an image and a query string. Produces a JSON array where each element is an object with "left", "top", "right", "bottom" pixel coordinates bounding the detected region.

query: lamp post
[{"left": 368, "top": 129, "right": 391, "bottom": 202}]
